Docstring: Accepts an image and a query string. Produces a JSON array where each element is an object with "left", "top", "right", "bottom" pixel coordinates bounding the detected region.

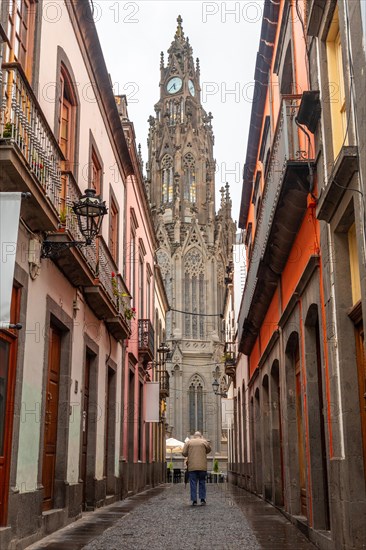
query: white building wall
[
  {"left": 12, "top": 1, "right": 126, "bottom": 496},
  {"left": 37, "top": 2, "right": 126, "bottom": 255}
]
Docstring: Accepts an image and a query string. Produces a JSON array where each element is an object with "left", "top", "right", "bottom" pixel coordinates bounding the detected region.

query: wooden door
[
  {"left": 296, "top": 351, "right": 307, "bottom": 517},
  {"left": 42, "top": 327, "right": 61, "bottom": 511},
  {"left": 104, "top": 368, "right": 113, "bottom": 478},
  {"left": 81, "top": 354, "right": 91, "bottom": 506},
  {"left": 0, "top": 286, "right": 20, "bottom": 526},
  {"left": 316, "top": 319, "right": 330, "bottom": 529},
  {"left": 278, "top": 384, "right": 285, "bottom": 505},
  {"left": 355, "top": 320, "right": 366, "bottom": 482}
]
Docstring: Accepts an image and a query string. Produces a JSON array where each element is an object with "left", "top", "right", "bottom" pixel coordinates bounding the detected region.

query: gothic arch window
[
  {"left": 156, "top": 248, "right": 172, "bottom": 337},
  {"left": 183, "top": 153, "right": 196, "bottom": 203},
  {"left": 184, "top": 248, "right": 205, "bottom": 339},
  {"left": 165, "top": 99, "right": 181, "bottom": 126},
  {"left": 189, "top": 374, "right": 204, "bottom": 434},
  {"left": 161, "top": 155, "right": 173, "bottom": 203}
]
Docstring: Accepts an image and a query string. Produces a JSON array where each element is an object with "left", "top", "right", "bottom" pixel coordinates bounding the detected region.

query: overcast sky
[{"left": 95, "top": 1, "right": 263, "bottom": 224}]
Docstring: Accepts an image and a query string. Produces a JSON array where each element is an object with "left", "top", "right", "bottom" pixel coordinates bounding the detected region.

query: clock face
[
  {"left": 188, "top": 80, "right": 195, "bottom": 96},
  {"left": 166, "top": 77, "right": 183, "bottom": 94}
]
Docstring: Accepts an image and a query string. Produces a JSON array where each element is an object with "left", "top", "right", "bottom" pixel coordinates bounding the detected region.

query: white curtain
[{"left": 0, "top": 192, "right": 21, "bottom": 327}]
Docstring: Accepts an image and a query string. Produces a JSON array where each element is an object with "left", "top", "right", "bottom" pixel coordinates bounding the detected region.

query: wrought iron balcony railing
[
  {"left": 224, "top": 342, "right": 236, "bottom": 378},
  {"left": 238, "top": 96, "right": 310, "bottom": 346},
  {"left": 138, "top": 319, "right": 155, "bottom": 361},
  {"left": 157, "top": 369, "right": 169, "bottom": 398},
  {"left": 0, "top": 62, "right": 63, "bottom": 213}
]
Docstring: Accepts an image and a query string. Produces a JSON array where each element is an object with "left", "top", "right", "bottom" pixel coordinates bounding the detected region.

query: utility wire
[{"left": 169, "top": 307, "right": 223, "bottom": 318}]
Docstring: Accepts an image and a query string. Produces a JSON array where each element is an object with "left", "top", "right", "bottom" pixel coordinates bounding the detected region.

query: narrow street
[{"left": 27, "top": 484, "right": 315, "bottom": 550}]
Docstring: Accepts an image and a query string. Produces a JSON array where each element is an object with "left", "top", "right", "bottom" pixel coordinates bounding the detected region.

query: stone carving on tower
[{"left": 147, "top": 16, "right": 235, "bottom": 456}]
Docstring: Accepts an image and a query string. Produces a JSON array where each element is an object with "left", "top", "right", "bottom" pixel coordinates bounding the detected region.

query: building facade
[
  {"left": 152, "top": 264, "right": 170, "bottom": 482},
  {"left": 115, "top": 95, "right": 162, "bottom": 496},
  {"left": 146, "top": 17, "right": 235, "bottom": 457},
  {"left": 231, "top": 1, "right": 366, "bottom": 549},
  {"left": 0, "top": 2, "right": 165, "bottom": 547}
]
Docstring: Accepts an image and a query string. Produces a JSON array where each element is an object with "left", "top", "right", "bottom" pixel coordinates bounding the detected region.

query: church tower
[{"left": 146, "top": 16, "right": 235, "bottom": 455}]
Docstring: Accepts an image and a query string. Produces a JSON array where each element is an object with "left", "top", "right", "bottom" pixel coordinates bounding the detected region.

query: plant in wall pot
[
  {"left": 111, "top": 272, "right": 134, "bottom": 318},
  {"left": 124, "top": 306, "right": 136, "bottom": 320}
]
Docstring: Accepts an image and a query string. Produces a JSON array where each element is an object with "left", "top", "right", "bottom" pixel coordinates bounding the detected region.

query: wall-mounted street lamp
[
  {"left": 41, "top": 188, "right": 107, "bottom": 259},
  {"left": 146, "top": 342, "right": 171, "bottom": 372},
  {"left": 157, "top": 342, "right": 170, "bottom": 367},
  {"left": 212, "top": 378, "right": 227, "bottom": 398}
]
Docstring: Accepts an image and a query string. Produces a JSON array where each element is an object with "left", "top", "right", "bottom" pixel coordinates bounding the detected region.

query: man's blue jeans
[{"left": 189, "top": 470, "right": 207, "bottom": 502}]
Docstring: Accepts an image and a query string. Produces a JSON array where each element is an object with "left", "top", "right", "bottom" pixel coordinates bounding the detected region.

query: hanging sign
[
  {"left": 0, "top": 192, "right": 22, "bottom": 328},
  {"left": 145, "top": 382, "right": 160, "bottom": 422}
]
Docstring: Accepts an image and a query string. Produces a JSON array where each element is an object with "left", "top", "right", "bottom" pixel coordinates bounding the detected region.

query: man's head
[{"left": 193, "top": 431, "right": 202, "bottom": 438}]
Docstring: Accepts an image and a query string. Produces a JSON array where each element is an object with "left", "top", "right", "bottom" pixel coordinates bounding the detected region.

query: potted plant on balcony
[
  {"left": 58, "top": 207, "right": 68, "bottom": 231},
  {"left": 2, "top": 122, "right": 13, "bottom": 139},
  {"left": 222, "top": 351, "right": 235, "bottom": 365},
  {"left": 2, "top": 122, "right": 24, "bottom": 149},
  {"left": 31, "top": 152, "right": 46, "bottom": 182},
  {"left": 124, "top": 306, "right": 136, "bottom": 320},
  {"left": 111, "top": 272, "right": 133, "bottom": 318}
]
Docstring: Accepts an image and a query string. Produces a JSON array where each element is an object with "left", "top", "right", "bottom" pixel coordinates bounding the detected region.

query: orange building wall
[
  {"left": 246, "top": 0, "right": 318, "bottom": 376},
  {"left": 249, "top": 206, "right": 319, "bottom": 376},
  {"left": 260, "top": 287, "right": 280, "bottom": 353},
  {"left": 281, "top": 208, "right": 318, "bottom": 310},
  {"left": 249, "top": 337, "right": 261, "bottom": 378}
]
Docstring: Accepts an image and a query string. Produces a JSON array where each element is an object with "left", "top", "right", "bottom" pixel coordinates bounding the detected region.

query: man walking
[{"left": 182, "top": 432, "right": 211, "bottom": 506}]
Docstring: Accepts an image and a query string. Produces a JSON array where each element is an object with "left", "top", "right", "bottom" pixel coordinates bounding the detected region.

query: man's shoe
[
  {"left": 192, "top": 501, "right": 197, "bottom": 506},
  {"left": 201, "top": 499, "right": 206, "bottom": 505}
]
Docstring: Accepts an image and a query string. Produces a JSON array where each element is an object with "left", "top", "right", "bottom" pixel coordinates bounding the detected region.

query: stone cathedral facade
[{"left": 146, "top": 17, "right": 235, "bottom": 455}]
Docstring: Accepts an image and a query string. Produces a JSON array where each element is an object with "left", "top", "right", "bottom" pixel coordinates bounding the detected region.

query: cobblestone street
[{"left": 27, "top": 484, "right": 316, "bottom": 550}]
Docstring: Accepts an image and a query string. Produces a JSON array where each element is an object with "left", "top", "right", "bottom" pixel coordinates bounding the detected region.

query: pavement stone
[
  {"left": 26, "top": 483, "right": 316, "bottom": 550},
  {"left": 83, "top": 484, "right": 260, "bottom": 550}
]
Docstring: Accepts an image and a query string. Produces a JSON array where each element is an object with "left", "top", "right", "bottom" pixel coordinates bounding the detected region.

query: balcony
[
  {"left": 238, "top": 96, "right": 314, "bottom": 355},
  {"left": 317, "top": 146, "right": 359, "bottom": 223},
  {"left": 224, "top": 342, "right": 236, "bottom": 380},
  {"left": 84, "top": 238, "right": 131, "bottom": 341},
  {"left": 45, "top": 171, "right": 98, "bottom": 286},
  {"left": 138, "top": 319, "right": 155, "bottom": 363},
  {"left": 0, "top": 62, "right": 63, "bottom": 231},
  {"left": 0, "top": 64, "right": 131, "bottom": 341},
  {"left": 157, "top": 369, "right": 169, "bottom": 398}
]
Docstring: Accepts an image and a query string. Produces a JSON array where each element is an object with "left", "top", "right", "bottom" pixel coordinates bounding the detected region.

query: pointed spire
[
  {"left": 225, "top": 182, "right": 230, "bottom": 202},
  {"left": 175, "top": 15, "right": 184, "bottom": 39},
  {"left": 160, "top": 51, "right": 164, "bottom": 69},
  {"left": 196, "top": 57, "right": 200, "bottom": 74},
  {"left": 138, "top": 143, "right": 143, "bottom": 170},
  {"left": 220, "top": 186, "right": 225, "bottom": 209}
]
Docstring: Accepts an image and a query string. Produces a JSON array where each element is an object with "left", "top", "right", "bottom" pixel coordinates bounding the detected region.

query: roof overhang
[
  {"left": 239, "top": 0, "right": 280, "bottom": 229},
  {"left": 239, "top": 162, "right": 311, "bottom": 355}
]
